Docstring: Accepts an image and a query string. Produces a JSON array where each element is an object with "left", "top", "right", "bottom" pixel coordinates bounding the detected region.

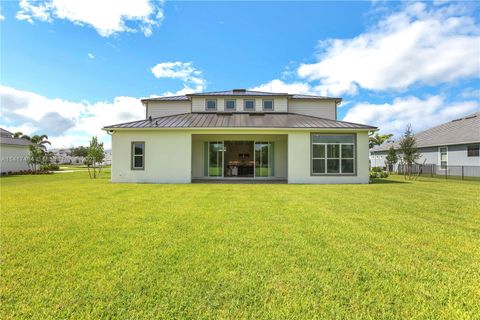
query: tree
[
  {"left": 27, "top": 145, "right": 45, "bottom": 172},
  {"left": 385, "top": 146, "right": 398, "bottom": 172},
  {"left": 369, "top": 133, "right": 394, "bottom": 149},
  {"left": 30, "top": 134, "right": 51, "bottom": 149},
  {"left": 69, "top": 146, "right": 88, "bottom": 157},
  {"left": 86, "top": 136, "right": 105, "bottom": 179},
  {"left": 399, "top": 124, "right": 421, "bottom": 180},
  {"left": 13, "top": 132, "right": 31, "bottom": 140}
]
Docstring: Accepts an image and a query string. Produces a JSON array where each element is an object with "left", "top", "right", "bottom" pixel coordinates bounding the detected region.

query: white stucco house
[
  {"left": 103, "top": 89, "right": 377, "bottom": 184},
  {"left": 0, "top": 128, "right": 31, "bottom": 174}
]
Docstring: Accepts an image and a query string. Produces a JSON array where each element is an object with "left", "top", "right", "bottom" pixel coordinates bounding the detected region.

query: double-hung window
[
  {"left": 467, "top": 144, "right": 479, "bottom": 157},
  {"left": 132, "top": 142, "right": 145, "bottom": 170},
  {"left": 225, "top": 99, "right": 236, "bottom": 110},
  {"left": 311, "top": 134, "right": 355, "bottom": 175},
  {"left": 206, "top": 99, "right": 217, "bottom": 111},
  {"left": 439, "top": 146, "right": 448, "bottom": 169},
  {"left": 244, "top": 99, "right": 255, "bottom": 111}
]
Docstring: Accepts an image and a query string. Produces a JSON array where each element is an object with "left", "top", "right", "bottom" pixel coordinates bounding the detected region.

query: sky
[{"left": 0, "top": 0, "right": 479, "bottom": 149}]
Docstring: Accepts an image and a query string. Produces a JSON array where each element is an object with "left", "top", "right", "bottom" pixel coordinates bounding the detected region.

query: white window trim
[
  {"left": 131, "top": 141, "right": 145, "bottom": 170},
  {"left": 224, "top": 99, "right": 236, "bottom": 111},
  {"left": 438, "top": 146, "right": 448, "bottom": 169},
  {"left": 311, "top": 134, "right": 356, "bottom": 176},
  {"left": 262, "top": 99, "right": 274, "bottom": 111},
  {"left": 205, "top": 99, "right": 217, "bottom": 111},
  {"left": 243, "top": 99, "right": 256, "bottom": 111}
]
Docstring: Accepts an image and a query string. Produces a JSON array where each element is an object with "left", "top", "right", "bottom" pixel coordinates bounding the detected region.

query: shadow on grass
[{"left": 370, "top": 178, "right": 409, "bottom": 184}]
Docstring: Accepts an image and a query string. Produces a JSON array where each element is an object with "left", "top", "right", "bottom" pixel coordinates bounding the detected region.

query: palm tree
[
  {"left": 13, "top": 132, "right": 31, "bottom": 140},
  {"left": 30, "top": 134, "right": 51, "bottom": 149}
]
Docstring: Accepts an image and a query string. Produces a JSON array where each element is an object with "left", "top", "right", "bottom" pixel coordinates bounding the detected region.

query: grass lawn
[{"left": 1, "top": 172, "right": 479, "bottom": 319}]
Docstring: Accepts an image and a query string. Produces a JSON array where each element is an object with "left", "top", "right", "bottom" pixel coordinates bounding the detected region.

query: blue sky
[{"left": 1, "top": 0, "right": 479, "bottom": 148}]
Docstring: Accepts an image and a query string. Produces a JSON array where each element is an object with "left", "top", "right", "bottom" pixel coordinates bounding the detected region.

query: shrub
[
  {"left": 371, "top": 166, "right": 383, "bottom": 172},
  {"left": 370, "top": 170, "right": 390, "bottom": 179},
  {"left": 40, "top": 164, "right": 60, "bottom": 171}
]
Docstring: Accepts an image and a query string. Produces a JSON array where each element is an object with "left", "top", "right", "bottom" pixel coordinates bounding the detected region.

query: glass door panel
[
  {"left": 208, "top": 141, "right": 223, "bottom": 177},
  {"left": 255, "top": 142, "right": 273, "bottom": 177}
]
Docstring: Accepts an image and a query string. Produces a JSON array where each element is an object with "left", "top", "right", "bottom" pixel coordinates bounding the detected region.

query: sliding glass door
[
  {"left": 205, "top": 141, "right": 224, "bottom": 177},
  {"left": 254, "top": 142, "right": 274, "bottom": 177}
]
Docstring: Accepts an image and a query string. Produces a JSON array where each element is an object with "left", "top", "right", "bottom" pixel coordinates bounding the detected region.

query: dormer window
[
  {"left": 206, "top": 99, "right": 217, "bottom": 111},
  {"left": 263, "top": 99, "right": 274, "bottom": 111},
  {"left": 244, "top": 99, "right": 255, "bottom": 111},
  {"left": 225, "top": 99, "right": 236, "bottom": 110}
]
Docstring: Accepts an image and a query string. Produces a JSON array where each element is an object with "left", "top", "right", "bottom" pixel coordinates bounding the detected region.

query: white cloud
[
  {"left": 0, "top": 86, "right": 145, "bottom": 148},
  {"left": 250, "top": 79, "right": 316, "bottom": 95},
  {"left": 461, "top": 87, "right": 480, "bottom": 99},
  {"left": 151, "top": 61, "right": 206, "bottom": 95},
  {"left": 87, "top": 53, "right": 94, "bottom": 59},
  {"left": 291, "top": 2, "right": 480, "bottom": 96},
  {"left": 16, "top": 0, "right": 164, "bottom": 37},
  {"left": 0, "top": 14, "right": 5, "bottom": 22},
  {"left": 343, "top": 95, "right": 479, "bottom": 135}
]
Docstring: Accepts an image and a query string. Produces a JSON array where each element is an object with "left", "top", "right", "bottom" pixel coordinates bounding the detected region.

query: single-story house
[
  {"left": 0, "top": 128, "right": 32, "bottom": 174},
  {"left": 370, "top": 112, "right": 480, "bottom": 170},
  {"left": 103, "top": 89, "right": 377, "bottom": 184}
]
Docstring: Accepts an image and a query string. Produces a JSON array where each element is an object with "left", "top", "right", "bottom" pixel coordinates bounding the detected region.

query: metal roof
[
  {"left": 104, "top": 112, "right": 376, "bottom": 130},
  {"left": 0, "top": 128, "right": 14, "bottom": 137},
  {"left": 142, "top": 89, "right": 340, "bottom": 102},
  {"left": 371, "top": 112, "right": 480, "bottom": 151}
]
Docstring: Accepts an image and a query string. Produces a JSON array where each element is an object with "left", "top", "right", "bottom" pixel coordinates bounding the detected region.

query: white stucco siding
[
  {"left": 111, "top": 130, "right": 191, "bottom": 183},
  {"left": 288, "top": 100, "right": 337, "bottom": 120},
  {"left": 147, "top": 101, "right": 191, "bottom": 118},
  {"left": 191, "top": 97, "right": 288, "bottom": 112},
  {"left": 0, "top": 144, "right": 30, "bottom": 173},
  {"left": 287, "top": 131, "right": 370, "bottom": 184}
]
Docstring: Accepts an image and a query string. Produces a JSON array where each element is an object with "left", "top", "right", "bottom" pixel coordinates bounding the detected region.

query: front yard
[{"left": 1, "top": 172, "right": 479, "bottom": 319}]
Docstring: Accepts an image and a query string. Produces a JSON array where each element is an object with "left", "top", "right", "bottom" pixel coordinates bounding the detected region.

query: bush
[
  {"left": 370, "top": 170, "right": 390, "bottom": 179},
  {"left": 371, "top": 166, "right": 383, "bottom": 172},
  {"left": 40, "top": 164, "right": 60, "bottom": 171}
]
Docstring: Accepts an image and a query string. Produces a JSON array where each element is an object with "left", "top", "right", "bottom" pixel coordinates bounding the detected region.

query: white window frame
[
  {"left": 311, "top": 134, "right": 356, "bottom": 176},
  {"left": 438, "top": 146, "right": 448, "bottom": 169},
  {"left": 224, "top": 99, "right": 236, "bottom": 111},
  {"left": 205, "top": 99, "right": 217, "bottom": 111},
  {"left": 131, "top": 141, "right": 145, "bottom": 170},
  {"left": 244, "top": 99, "right": 255, "bottom": 111},
  {"left": 262, "top": 99, "right": 274, "bottom": 111}
]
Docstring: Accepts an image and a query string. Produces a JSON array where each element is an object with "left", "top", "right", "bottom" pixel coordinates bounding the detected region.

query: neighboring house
[
  {"left": 103, "top": 89, "right": 377, "bottom": 184},
  {"left": 370, "top": 112, "right": 480, "bottom": 170},
  {"left": 50, "top": 148, "right": 85, "bottom": 164},
  {"left": 0, "top": 128, "right": 31, "bottom": 174},
  {"left": 103, "top": 149, "right": 112, "bottom": 165}
]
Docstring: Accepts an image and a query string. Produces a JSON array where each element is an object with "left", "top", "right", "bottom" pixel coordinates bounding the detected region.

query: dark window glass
[
  {"left": 467, "top": 145, "right": 479, "bottom": 157},
  {"left": 263, "top": 100, "right": 273, "bottom": 110},
  {"left": 342, "top": 144, "right": 354, "bottom": 158},
  {"left": 313, "top": 144, "right": 325, "bottom": 158},
  {"left": 206, "top": 100, "right": 216, "bottom": 110},
  {"left": 327, "top": 159, "right": 340, "bottom": 173},
  {"left": 327, "top": 145, "right": 340, "bottom": 158},
  {"left": 132, "top": 142, "right": 144, "bottom": 169},
  {"left": 244, "top": 100, "right": 255, "bottom": 110},
  {"left": 225, "top": 100, "right": 235, "bottom": 109},
  {"left": 313, "top": 159, "right": 325, "bottom": 174},
  {"left": 134, "top": 156, "right": 143, "bottom": 168},
  {"left": 342, "top": 159, "right": 354, "bottom": 173},
  {"left": 134, "top": 144, "right": 144, "bottom": 155}
]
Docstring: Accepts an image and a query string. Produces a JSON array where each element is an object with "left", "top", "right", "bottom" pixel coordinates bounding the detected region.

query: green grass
[{"left": 1, "top": 172, "right": 479, "bottom": 319}]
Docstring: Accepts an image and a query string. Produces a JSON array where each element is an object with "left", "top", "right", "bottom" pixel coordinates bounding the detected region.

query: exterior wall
[
  {"left": 111, "top": 130, "right": 191, "bottom": 183},
  {"left": 147, "top": 100, "right": 191, "bottom": 118},
  {"left": 0, "top": 144, "right": 30, "bottom": 173},
  {"left": 191, "top": 97, "right": 288, "bottom": 113},
  {"left": 288, "top": 131, "right": 370, "bottom": 184},
  {"left": 191, "top": 133, "right": 288, "bottom": 179},
  {"left": 370, "top": 143, "right": 480, "bottom": 169},
  {"left": 288, "top": 100, "right": 336, "bottom": 120}
]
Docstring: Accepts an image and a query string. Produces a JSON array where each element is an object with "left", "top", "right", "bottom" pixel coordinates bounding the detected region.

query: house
[
  {"left": 50, "top": 148, "right": 85, "bottom": 165},
  {"left": 370, "top": 112, "right": 480, "bottom": 171},
  {"left": 103, "top": 89, "right": 377, "bottom": 184},
  {"left": 0, "top": 128, "right": 32, "bottom": 174}
]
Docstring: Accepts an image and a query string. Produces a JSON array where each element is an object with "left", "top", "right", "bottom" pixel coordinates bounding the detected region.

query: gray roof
[
  {"left": 142, "top": 89, "right": 340, "bottom": 102},
  {"left": 371, "top": 112, "right": 480, "bottom": 151},
  {"left": 0, "top": 128, "right": 32, "bottom": 147},
  {"left": 104, "top": 112, "right": 376, "bottom": 130}
]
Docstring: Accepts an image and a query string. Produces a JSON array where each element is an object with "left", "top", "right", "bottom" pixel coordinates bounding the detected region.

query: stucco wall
[
  {"left": 288, "top": 131, "right": 370, "bottom": 184},
  {"left": 191, "top": 133, "right": 288, "bottom": 179},
  {"left": 0, "top": 144, "right": 30, "bottom": 173},
  {"left": 111, "top": 130, "right": 192, "bottom": 183},
  {"left": 288, "top": 100, "right": 336, "bottom": 120}
]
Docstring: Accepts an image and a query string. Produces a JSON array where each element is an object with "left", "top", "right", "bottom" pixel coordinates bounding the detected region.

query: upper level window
[
  {"left": 263, "top": 99, "right": 274, "bottom": 111},
  {"left": 311, "top": 134, "right": 355, "bottom": 175},
  {"left": 244, "top": 99, "right": 255, "bottom": 111},
  {"left": 439, "top": 146, "right": 448, "bottom": 169},
  {"left": 132, "top": 142, "right": 145, "bottom": 170},
  {"left": 225, "top": 99, "right": 236, "bottom": 110},
  {"left": 206, "top": 99, "right": 217, "bottom": 110},
  {"left": 467, "top": 144, "right": 479, "bottom": 157}
]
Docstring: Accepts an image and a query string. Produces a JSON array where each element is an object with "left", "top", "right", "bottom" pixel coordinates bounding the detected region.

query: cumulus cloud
[
  {"left": 0, "top": 86, "right": 145, "bottom": 148},
  {"left": 16, "top": 0, "right": 164, "bottom": 37},
  {"left": 151, "top": 61, "right": 206, "bottom": 95},
  {"left": 343, "top": 95, "right": 479, "bottom": 135},
  {"left": 296, "top": 2, "right": 480, "bottom": 96},
  {"left": 250, "top": 79, "right": 316, "bottom": 95}
]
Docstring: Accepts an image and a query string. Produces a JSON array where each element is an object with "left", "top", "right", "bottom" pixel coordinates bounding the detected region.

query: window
[
  {"left": 225, "top": 99, "right": 236, "bottom": 110},
  {"left": 263, "top": 99, "right": 274, "bottom": 111},
  {"left": 467, "top": 144, "right": 479, "bottom": 157},
  {"left": 244, "top": 99, "right": 255, "bottom": 110},
  {"left": 131, "top": 142, "right": 145, "bottom": 170},
  {"left": 439, "top": 146, "right": 448, "bottom": 169},
  {"left": 311, "top": 134, "right": 355, "bottom": 175},
  {"left": 206, "top": 99, "right": 217, "bottom": 110}
]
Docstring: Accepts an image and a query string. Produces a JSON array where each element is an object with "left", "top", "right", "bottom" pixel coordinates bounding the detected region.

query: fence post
[
  {"left": 462, "top": 166, "right": 464, "bottom": 180},
  {"left": 445, "top": 166, "right": 448, "bottom": 179}
]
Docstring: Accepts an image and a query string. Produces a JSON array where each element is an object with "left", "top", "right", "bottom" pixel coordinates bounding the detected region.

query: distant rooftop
[
  {"left": 0, "top": 128, "right": 32, "bottom": 147},
  {"left": 142, "top": 89, "right": 341, "bottom": 102},
  {"left": 371, "top": 112, "right": 480, "bottom": 151}
]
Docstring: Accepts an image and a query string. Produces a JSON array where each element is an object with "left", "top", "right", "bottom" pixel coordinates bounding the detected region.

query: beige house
[{"left": 103, "top": 89, "right": 376, "bottom": 184}]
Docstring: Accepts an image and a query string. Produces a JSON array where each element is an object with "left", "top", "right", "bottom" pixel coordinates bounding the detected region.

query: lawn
[{"left": 1, "top": 172, "right": 479, "bottom": 319}]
